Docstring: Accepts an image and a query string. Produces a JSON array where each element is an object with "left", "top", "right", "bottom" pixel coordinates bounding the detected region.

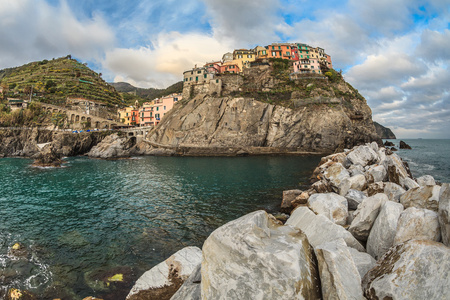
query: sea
[
  {"left": 0, "top": 155, "right": 320, "bottom": 299},
  {"left": 0, "top": 139, "right": 448, "bottom": 299}
]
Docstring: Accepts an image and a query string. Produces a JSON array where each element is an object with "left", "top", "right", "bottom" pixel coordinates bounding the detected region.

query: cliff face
[
  {"left": 0, "top": 128, "right": 109, "bottom": 157},
  {"left": 148, "top": 93, "right": 380, "bottom": 155},
  {"left": 373, "top": 122, "right": 396, "bottom": 139}
]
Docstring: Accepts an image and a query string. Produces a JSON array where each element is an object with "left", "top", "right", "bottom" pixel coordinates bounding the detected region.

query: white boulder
[
  {"left": 201, "top": 211, "right": 321, "bottom": 299},
  {"left": 349, "top": 193, "right": 388, "bottom": 241},
  {"left": 346, "top": 145, "right": 379, "bottom": 167},
  {"left": 315, "top": 239, "right": 365, "bottom": 300},
  {"left": 394, "top": 207, "right": 441, "bottom": 245},
  {"left": 307, "top": 193, "right": 348, "bottom": 225},
  {"left": 363, "top": 239, "right": 450, "bottom": 300},
  {"left": 126, "top": 246, "right": 202, "bottom": 300},
  {"left": 416, "top": 175, "right": 436, "bottom": 186},
  {"left": 286, "top": 207, "right": 365, "bottom": 252},
  {"left": 400, "top": 185, "right": 441, "bottom": 212},
  {"left": 170, "top": 264, "right": 201, "bottom": 300},
  {"left": 366, "top": 201, "right": 404, "bottom": 260},
  {"left": 345, "top": 189, "right": 367, "bottom": 210},
  {"left": 347, "top": 247, "right": 376, "bottom": 279},
  {"left": 439, "top": 183, "right": 450, "bottom": 246},
  {"left": 365, "top": 165, "right": 387, "bottom": 183}
]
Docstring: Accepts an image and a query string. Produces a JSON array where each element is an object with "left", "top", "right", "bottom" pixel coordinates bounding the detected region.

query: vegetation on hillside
[
  {"left": 110, "top": 81, "right": 183, "bottom": 105},
  {"left": 0, "top": 55, "right": 123, "bottom": 107},
  {"left": 0, "top": 102, "right": 54, "bottom": 127},
  {"left": 238, "top": 61, "right": 365, "bottom": 108}
]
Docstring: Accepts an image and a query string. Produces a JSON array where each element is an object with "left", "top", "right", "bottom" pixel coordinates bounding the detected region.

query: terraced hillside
[{"left": 0, "top": 56, "right": 123, "bottom": 106}]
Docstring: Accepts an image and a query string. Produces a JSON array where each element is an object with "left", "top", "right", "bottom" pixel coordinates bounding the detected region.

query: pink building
[
  {"left": 145, "top": 93, "right": 182, "bottom": 126},
  {"left": 293, "top": 57, "right": 323, "bottom": 74},
  {"left": 139, "top": 102, "right": 153, "bottom": 126}
]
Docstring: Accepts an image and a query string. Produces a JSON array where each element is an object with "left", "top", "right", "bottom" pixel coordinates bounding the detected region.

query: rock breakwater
[{"left": 127, "top": 142, "right": 449, "bottom": 299}]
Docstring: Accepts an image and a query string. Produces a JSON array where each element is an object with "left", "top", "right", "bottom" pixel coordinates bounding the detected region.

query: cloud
[
  {"left": 0, "top": 0, "right": 114, "bottom": 69},
  {"left": 103, "top": 31, "right": 233, "bottom": 88},
  {"left": 202, "top": 0, "right": 283, "bottom": 46},
  {"left": 416, "top": 29, "right": 450, "bottom": 62}
]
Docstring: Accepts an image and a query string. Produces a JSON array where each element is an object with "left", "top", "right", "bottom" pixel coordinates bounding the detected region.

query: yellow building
[
  {"left": 233, "top": 49, "right": 256, "bottom": 71},
  {"left": 117, "top": 106, "right": 134, "bottom": 125}
]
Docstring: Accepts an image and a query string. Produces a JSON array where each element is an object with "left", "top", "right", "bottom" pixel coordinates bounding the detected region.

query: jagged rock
[
  {"left": 439, "top": 183, "right": 450, "bottom": 246},
  {"left": 346, "top": 145, "right": 379, "bottom": 167},
  {"left": 384, "top": 153, "right": 419, "bottom": 190},
  {"left": 347, "top": 247, "right": 376, "bottom": 279},
  {"left": 280, "top": 189, "right": 304, "bottom": 211},
  {"left": 399, "top": 140, "right": 412, "bottom": 149},
  {"left": 417, "top": 175, "right": 436, "bottom": 186},
  {"left": 367, "top": 182, "right": 405, "bottom": 202},
  {"left": 349, "top": 193, "right": 388, "bottom": 241},
  {"left": 88, "top": 134, "right": 136, "bottom": 159},
  {"left": 126, "top": 246, "right": 202, "bottom": 300},
  {"left": 348, "top": 164, "right": 365, "bottom": 176},
  {"left": 286, "top": 207, "right": 365, "bottom": 252},
  {"left": 366, "top": 201, "right": 404, "bottom": 260},
  {"left": 311, "top": 180, "right": 332, "bottom": 193},
  {"left": 339, "top": 174, "right": 367, "bottom": 196},
  {"left": 201, "top": 211, "right": 321, "bottom": 299},
  {"left": 365, "top": 165, "right": 387, "bottom": 183},
  {"left": 345, "top": 189, "right": 367, "bottom": 210},
  {"left": 315, "top": 239, "right": 364, "bottom": 300},
  {"left": 32, "top": 144, "right": 63, "bottom": 167},
  {"left": 169, "top": 264, "right": 201, "bottom": 300},
  {"left": 373, "top": 122, "right": 396, "bottom": 139},
  {"left": 399, "top": 185, "right": 441, "bottom": 212},
  {"left": 307, "top": 193, "right": 348, "bottom": 225},
  {"left": 322, "top": 162, "right": 351, "bottom": 194},
  {"left": 393, "top": 207, "right": 441, "bottom": 245},
  {"left": 383, "top": 141, "right": 395, "bottom": 147},
  {"left": 363, "top": 239, "right": 450, "bottom": 300}
]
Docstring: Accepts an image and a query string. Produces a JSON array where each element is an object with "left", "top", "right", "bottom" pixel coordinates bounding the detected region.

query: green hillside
[
  {"left": 110, "top": 81, "right": 183, "bottom": 104},
  {"left": 0, "top": 55, "right": 123, "bottom": 106}
]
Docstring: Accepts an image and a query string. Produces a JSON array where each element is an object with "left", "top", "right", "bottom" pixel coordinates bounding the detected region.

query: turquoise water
[
  {"left": 384, "top": 139, "right": 450, "bottom": 183},
  {"left": 0, "top": 155, "right": 320, "bottom": 299}
]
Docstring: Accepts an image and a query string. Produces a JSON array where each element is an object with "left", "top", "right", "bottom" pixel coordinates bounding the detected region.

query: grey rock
[
  {"left": 315, "top": 239, "right": 365, "bottom": 300},
  {"left": 382, "top": 182, "right": 406, "bottom": 202},
  {"left": 346, "top": 145, "right": 379, "bottom": 167},
  {"left": 349, "top": 193, "right": 388, "bottom": 241},
  {"left": 400, "top": 185, "right": 441, "bottom": 212},
  {"left": 307, "top": 193, "right": 348, "bottom": 225},
  {"left": 127, "top": 246, "right": 202, "bottom": 300},
  {"left": 363, "top": 239, "right": 450, "bottom": 300},
  {"left": 280, "top": 189, "right": 303, "bottom": 211},
  {"left": 340, "top": 174, "right": 367, "bottom": 196},
  {"left": 394, "top": 207, "right": 441, "bottom": 245},
  {"left": 348, "top": 164, "right": 365, "bottom": 176},
  {"left": 345, "top": 189, "right": 367, "bottom": 210},
  {"left": 365, "top": 165, "right": 387, "bottom": 183},
  {"left": 417, "top": 175, "right": 436, "bottom": 186},
  {"left": 170, "top": 264, "right": 201, "bottom": 300},
  {"left": 287, "top": 207, "right": 365, "bottom": 252},
  {"left": 367, "top": 201, "right": 404, "bottom": 260},
  {"left": 385, "top": 153, "right": 419, "bottom": 190},
  {"left": 347, "top": 247, "right": 376, "bottom": 279},
  {"left": 439, "top": 183, "right": 450, "bottom": 246},
  {"left": 322, "top": 162, "right": 351, "bottom": 195},
  {"left": 201, "top": 211, "right": 321, "bottom": 299}
]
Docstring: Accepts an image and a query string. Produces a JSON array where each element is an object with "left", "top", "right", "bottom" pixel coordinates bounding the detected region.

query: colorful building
[
  {"left": 183, "top": 67, "right": 215, "bottom": 86},
  {"left": 233, "top": 49, "right": 256, "bottom": 70},
  {"left": 117, "top": 106, "right": 135, "bottom": 125},
  {"left": 138, "top": 93, "right": 182, "bottom": 127},
  {"left": 293, "top": 58, "right": 322, "bottom": 74},
  {"left": 264, "top": 43, "right": 298, "bottom": 60}
]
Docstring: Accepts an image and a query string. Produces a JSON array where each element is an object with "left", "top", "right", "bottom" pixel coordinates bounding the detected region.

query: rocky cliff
[
  {"left": 373, "top": 122, "right": 396, "bottom": 139},
  {"left": 148, "top": 78, "right": 381, "bottom": 155},
  {"left": 0, "top": 128, "right": 109, "bottom": 158}
]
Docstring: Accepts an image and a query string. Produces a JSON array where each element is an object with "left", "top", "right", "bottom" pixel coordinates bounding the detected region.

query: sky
[{"left": 0, "top": 0, "right": 449, "bottom": 138}]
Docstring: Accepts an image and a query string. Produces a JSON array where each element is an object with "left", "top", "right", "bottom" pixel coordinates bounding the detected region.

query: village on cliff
[{"left": 116, "top": 42, "right": 332, "bottom": 127}]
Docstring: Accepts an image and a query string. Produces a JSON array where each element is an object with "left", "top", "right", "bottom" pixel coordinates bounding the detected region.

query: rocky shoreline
[{"left": 120, "top": 142, "right": 449, "bottom": 300}]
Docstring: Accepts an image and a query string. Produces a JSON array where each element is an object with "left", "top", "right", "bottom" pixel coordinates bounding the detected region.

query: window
[
  {"left": 287, "top": 46, "right": 290, "bottom": 49},
  {"left": 272, "top": 51, "right": 276, "bottom": 56},
  {"left": 164, "top": 106, "right": 166, "bottom": 110},
  {"left": 197, "top": 71, "right": 201, "bottom": 74},
  {"left": 286, "top": 52, "right": 290, "bottom": 56},
  {"left": 204, "top": 74, "right": 207, "bottom": 79},
  {"left": 247, "top": 55, "right": 252, "bottom": 58},
  {"left": 157, "top": 107, "right": 159, "bottom": 111},
  {"left": 190, "top": 77, "right": 192, "bottom": 81},
  {"left": 272, "top": 46, "right": 275, "bottom": 49},
  {"left": 278, "top": 46, "right": 281, "bottom": 49},
  {"left": 196, "top": 76, "right": 198, "bottom": 81},
  {"left": 301, "top": 55, "right": 303, "bottom": 58},
  {"left": 126, "top": 113, "right": 128, "bottom": 116}
]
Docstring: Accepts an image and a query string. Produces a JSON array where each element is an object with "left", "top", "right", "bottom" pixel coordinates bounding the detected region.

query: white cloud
[
  {"left": 103, "top": 31, "right": 233, "bottom": 88},
  {"left": 0, "top": 0, "right": 115, "bottom": 68}
]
